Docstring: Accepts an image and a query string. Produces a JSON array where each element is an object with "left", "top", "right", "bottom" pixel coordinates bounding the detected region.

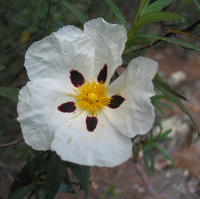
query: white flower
[{"left": 17, "top": 18, "right": 158, "bottom": 167}]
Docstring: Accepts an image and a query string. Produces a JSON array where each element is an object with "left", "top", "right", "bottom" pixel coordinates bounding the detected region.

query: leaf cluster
[{"left": 9, "top": 150, "right": 89, "bottom": 199}]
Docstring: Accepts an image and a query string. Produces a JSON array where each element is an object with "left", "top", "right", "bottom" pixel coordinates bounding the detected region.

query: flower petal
[
  {"left": 84, "top": 18, "right": 127, "bottom": 85},
  {"left": 51, "top": 111, "right": 132, "bottom": 167},
  {"left": 103, "top": 57, "right": 158, "bottom": 138},
  {"left": 17, "top": 78, "right": 82, "bottom": 150},
  {"left": 25, "top": 25, "right": 95, "bottom": 83}
]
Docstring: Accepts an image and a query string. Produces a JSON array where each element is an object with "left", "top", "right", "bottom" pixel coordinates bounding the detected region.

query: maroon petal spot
[
  {"left": 108, "top": 95, "right": 125, "bottom": 109},
  {"left": 58, "top": 102, "right": 76, "bottom": 113},
  {"left": 97, "top": 64, "right": 108, "bottom": 84},
  {"left": 86, "top": 116, "right": 98, "bottom": 132},
  {"left": 70, "top": 70, "right": 85, "bottom": 87}
]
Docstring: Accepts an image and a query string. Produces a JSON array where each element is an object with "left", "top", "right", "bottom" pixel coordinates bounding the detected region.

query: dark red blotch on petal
[
  {"left": 58, "top": 102, "right": 76, "bottom": 113},
  {"left": 70, "top": 70, "right": 85, "bottom": 87},
  {"left": 97, "top": 64, "right": 108, "bottom": 84},
  {"left": 108, "top": 95, "right": 125, "bottom": 109},
  {"left": 86, "top": 116, "right": 98, "bottom": 132}
]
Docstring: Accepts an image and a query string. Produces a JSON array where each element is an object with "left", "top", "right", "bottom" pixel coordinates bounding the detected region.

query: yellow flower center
[
  {"left": 71, "top": 79, "right": 111, "bottom": 114},
  {"left": 87, "top": 93, "right": 97, "bottom": 103}
]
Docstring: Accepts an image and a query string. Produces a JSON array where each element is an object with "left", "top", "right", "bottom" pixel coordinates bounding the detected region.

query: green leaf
[
  {"left": 63, "top": 171, "right": 76, "bottom": 194},
  {"left": 154, "top": 143, "right": 175, "bottom": 165},
  {"left": 46, "top": 152, "right": 66, "bottom": 199},
  {"left": 59, "top": 183, "right": 75, "bottom": 194},
  {"left": 193, "top": 0, "right": 200, "bottom": 13},
  {"left": 67, "top": 162, "right": 90, "bottom": 198},
  {"left": 164, "top": 22, "right": 192, "bottom": 30},
  {"left": 110, "top": 71, "right": 119, "bottom": 84},
  {"left": 9, "top": 165, "right": 32, "bottom": 196},
  {"left": 60, "top": 1, "right": 89, "bottom": 25},
  {"left": 148, "top": 150, "right": 155, "bottom": 170},
  {"left": 34, "top": 161, "right": 48, "bottom": 176},
  {"left": 34, "top": 185, "right": 46, "bottom": 199},
  {"left": 130, "top": 12, "right": 183, "bottom": 36},
  {"left": 153, "top": 75, "right": 200, "bottom": 136},
  {"left": 154, "top": 137, "right": 173, "bottom": 142},
  {"left": 27, "top": 151, "right": 37, "bottom": 180},
  {"left": 0, "top": 64, "right": 6, "bottom": 71},
  {"left": 145, "top": 0, "right": 172, "bottom": 14},
  {"left": 143, "top": 140, "right": 154, "bottom": 151},
  {"left": 157, "top": 102, "right": 173, "bottom": 111},
  {"left": 134, "top": 0, "right": 150, "bottom": 24},
  {"left": 161, "top": 129, "right": 172, "bottom": 137},
  {"left": 8, "top": 184, "right": 33, "bottom": 199},
  {"left": 122, "top": 49, "right": 148, "bottom": 62},
  {"left": 125, "top": 36, "right": 152, "bottom": 50},
  {"left": 104, "top": 0, "right": 129, "bottom": 33},
  {"left": 143, "top": 150, "right": 150, "bottom": 175},
  {"left": 142, "top": 32, "right": 200, "bottom": 52},
  {"left": 0, "top": 87, "right": 19, "bottom": 103},
  {"left": 153, "top": 74, "right": 187, "bottom": 100}
]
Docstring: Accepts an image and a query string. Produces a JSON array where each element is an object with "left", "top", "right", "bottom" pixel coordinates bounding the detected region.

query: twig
[
  {"left": 133, "top": 20, "right": 200, "bottom": 53},
  {"left": 0, "top": 138, "right": 24, "bottom": 148},
  {"left": 136, "top": 163, "right": 156, "bottom": 196}
]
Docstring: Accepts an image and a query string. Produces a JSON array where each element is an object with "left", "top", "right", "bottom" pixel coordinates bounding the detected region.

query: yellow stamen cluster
[{"left": 71, "top": 79, "right": 110, "bottom": 114}]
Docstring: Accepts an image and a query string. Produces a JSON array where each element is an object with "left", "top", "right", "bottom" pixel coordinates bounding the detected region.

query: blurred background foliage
[{"left": 1, "top": 0, "right": 200, "bottom": 198}]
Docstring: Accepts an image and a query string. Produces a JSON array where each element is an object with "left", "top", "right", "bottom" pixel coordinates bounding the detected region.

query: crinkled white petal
[
  {"left": 17, "top": 78, "right": 82, "bottom": 150},
  {"left": 84, "top": 18, "right": 127, "bottom": 85},
  {"left": 25, "top": 25, "right": 95, "bottom": 82},
  {"left": 51, "top": 111, "right": 132, "bottom": 167},
  {"left": 103, "top": 57, "right": 158, "bottom": 138}
]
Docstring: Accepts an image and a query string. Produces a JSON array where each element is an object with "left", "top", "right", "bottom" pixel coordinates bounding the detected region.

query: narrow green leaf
[
  {"left": 34, "top": 161, "right": 48, "bottom": 176},
  {"left": 8, "top": 184, "right": 33, "bottom": 199},
  {"left": 130, "top": 12, "right": 182, "bottom": 36},
  {"left": 67, "top": 162, "right": 89, "bottom": 198},
  {"left": 0, "top": 87, "right": 19, "bottom": 103},
  {"left": 60, "top": 0, "right": 89, "bottom": 25},
  {"left": 153, "top": 74, "right": 187, "bottom": 100},
  {"left": 134, "top": 0, "right": 150, "bottom": 24},
  {"left": 155, "top": 104, "right": 165, "bottom": 116},
  {"left": 125, "top": 36, "right": 152, "bottom": 50},
  {"left": 27, "top": 151, "right": 37, "bottom": 180},
  {"left": 143, "top": 140, "right": 154, "bottom": 151},
  {"left": 59, "top": 183, "right": 75, "bottom": 194},
  {"left": 153, "top": 76, "right": 200, "bottom": 136},
  {"left": 161, "top": 129, "right": 172, "bottom": 137},
  {"left": 104, "top": 0, "right": 129, "bottom": 33},
  {"left": 154, "top": 137, "right": 173, "bottom": 142},
  {"left": 0, "top": 64, "right": 6, "bottom": 71},
  {"left": 154, "top": 143, "right": 175, "bottom": 165},
  {"left": 46, "top": 152, "right": 66, "bottom": 199},
  {"left": 142, "top": 32, "right": 200, "bottom": 52},
  {"left": 9, "top": 165, "right": 32, "bottom": 196},
  {"left": 145, "top": 0, "right": 172, "bottom": 14},
  {"left": 122, "top": 49, "right": 148, "bottom": 62},
  {"left": 148, "top": 150, "right": 155, "bottom": 171},
  {"left": 34, "top": 185, "right": 46, "bottom": 199},
  {"left": 110, "top": 70, "right": 119, "bottom": 84},
  {"left": 164, "top": 22, "right": 192, "bottom": 30},
  {"left": 122, "top": 53, "right": 138, "bottom": 62},
  {"left": 63, "top": 171, "right": 76, "bottom": 193},
  {"left": 143, "top": 150, "right": 150, "bottom": 175},
  {"left": 193, "top": 0, "right": 200, "bottom": 13},
  {"left": 157, "top": 102, "right": 173, "bottom": 111}
]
